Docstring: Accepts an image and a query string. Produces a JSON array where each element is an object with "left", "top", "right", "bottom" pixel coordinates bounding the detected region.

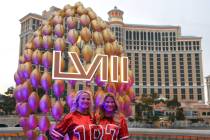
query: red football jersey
[
  {"left": 98, "top": 116, "right": 129, "bottom": 140},
  {"left": 51, "top": 111, "right": 97, "bottom": 140}
]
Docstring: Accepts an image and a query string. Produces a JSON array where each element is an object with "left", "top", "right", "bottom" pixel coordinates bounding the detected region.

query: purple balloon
[
  {"left": 28, "top": 92, "right": 39, "bottom": 112},
  {"left": 66, "top": 94, "right": 75, "bottom": 108},
  {"left": 26, "top": 130, "right": 37, "bottom": 140},
  {"left": 14, "top": 85, "right": 23, "bottom": 102},
  {"left": 53, "top": 80, "right": 65, "bottom": 98},
  {"left": 15, "top": 102, "right": 22, "bottom": 115},
  {"left": 39, "top": 116, "right": 50, "bottom": 132},
  {"left": 39, "top": 94, "right": 51, "bottom": 113},
  {"left": 14, "top": 72, "right": 23, "bottom": 85},
  {"left": 28, "top": 114, "right": 38, "bottom": 129},
  {"left": 64, "top": 134, "right": 70, "bottom": 140},
  {"left": 95, "top": 76, "right": 105, "bottom": 87},
  {"left": 19, "top": 117, "right": 29, "bottom": 130},
  {"left": 68, "top": 80, "right": 76, "bottom": 87},
  {"left": 21, "top": 82, "right": 31, "bottom": 102},
  {"left": 37, "top": 134, "right": 48, "bottom": 140},
  {"left": 51, "top": 101, "right": 64, "bottom": 121},
  {"left": 19, "top": 103, "right": 30, "bottom": 117}
]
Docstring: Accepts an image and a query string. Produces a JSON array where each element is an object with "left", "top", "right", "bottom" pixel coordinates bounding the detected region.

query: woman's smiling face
[
  {"left": 78, "top": 92, "right": 90, "bottom": 111},
  {"left": 103, "top": 96, "right": 116, "bottom": 113}
]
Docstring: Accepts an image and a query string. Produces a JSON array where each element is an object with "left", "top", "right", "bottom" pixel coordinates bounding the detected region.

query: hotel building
[{"left": 19, "top": 6, "right": 208, "bottom": 120}]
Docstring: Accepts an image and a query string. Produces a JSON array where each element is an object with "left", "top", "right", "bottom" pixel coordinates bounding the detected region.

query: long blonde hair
[
  {"left": 96, "top": 93, "right": 122, "bottom": 125},
  {"left": 70, "top": 90, "right": 94, "bottom": 118}
]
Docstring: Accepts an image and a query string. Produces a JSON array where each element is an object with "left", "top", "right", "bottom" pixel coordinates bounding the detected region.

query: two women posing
[{"left": 50, "top": 90, "right": 129, "bottom": 140}]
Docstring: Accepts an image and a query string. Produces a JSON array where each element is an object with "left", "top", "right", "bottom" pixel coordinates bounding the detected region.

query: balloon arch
[{"left": 14, "top": 2, "right": 135, "bottom": 139}]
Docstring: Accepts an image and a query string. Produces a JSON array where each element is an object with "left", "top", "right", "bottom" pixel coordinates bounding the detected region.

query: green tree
[
  {"left": 176, "top": 108, "right": 185, "bottom": 120},
  {"left": 0, "top": 87, "right": 16, "bottom": 115}
]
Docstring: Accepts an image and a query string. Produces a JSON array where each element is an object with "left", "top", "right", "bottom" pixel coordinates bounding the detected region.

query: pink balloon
[
  {"left": 28, "top": 114, "right": 38, "bottom": 130},
  {"left": 37, "top": 134, "right": 48, "bottom": 140},
  {"left": 39, "top": 116, "right": 50, "bottom": 132},
  {"left": 52, "top": 101, "right": 64, "bottom": 121},
  {"left": 28, "top": 92, "right": 39, "bottom": 112},
  {"left": 53, "top": 80, "right": 65, "bottom": 98},
  {"left": 19, "top": 103, "right": 30, "bottom": 117},
  {"left": 39, "top": 94, "right": 51, "bottom": 113}
]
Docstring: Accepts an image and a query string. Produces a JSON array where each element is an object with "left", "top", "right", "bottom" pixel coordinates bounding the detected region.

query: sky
[{"left": 0, "top": 0, "right": 209, "bottom": 100}]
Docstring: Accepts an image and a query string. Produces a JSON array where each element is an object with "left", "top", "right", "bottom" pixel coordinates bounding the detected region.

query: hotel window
[
  {"left": 165, "top": 88, "right": 170, "bottom": 99},
  {"left": 142, "top": 88, "right": 147, "bottom": 97},
  {"left": 189, "top": 88, "right": 194, "bottom": 100},
  {"left": 142, "top": 54, "right": 147, "bottom": 86},
  {"left": 173, "top": 88, "right": 177, "bottom": 99},
  {"left": 158, "top": 88, "right": 162, "bottom": 96},
  {"left": 164, "top": 54, "right": 169, "bottom": 86},
  {"left": 79, "top": 84, "right": 83, "bottom": 90},
  {"left": 197, "top": 88, "right": 202, "bottom": 100},
  {"left": 135, "top": 88, "right": 139, "bottom": 96},
  {"left": 181, "top": 88, "right": 186, "bottom": 99}
]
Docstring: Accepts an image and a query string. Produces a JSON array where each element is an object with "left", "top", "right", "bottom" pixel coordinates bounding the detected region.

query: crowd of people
[{"left": 50, "top": 90, "right": 129, "bottom": 140}]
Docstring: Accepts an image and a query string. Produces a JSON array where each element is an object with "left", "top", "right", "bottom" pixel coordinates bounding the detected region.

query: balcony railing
[{"left": 0, "top": 127, "right": 210, "bottom": 140}]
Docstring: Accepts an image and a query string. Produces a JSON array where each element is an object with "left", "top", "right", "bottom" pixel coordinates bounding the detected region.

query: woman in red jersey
[
  {"left": 96, "top": 93, "right": 129, "bottom": 140},
  {"left": 50, "top": 90, "right": 97, "bottom": 140}
]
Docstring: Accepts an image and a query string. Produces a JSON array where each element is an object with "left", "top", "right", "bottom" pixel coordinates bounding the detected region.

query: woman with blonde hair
[
  {"left": 95, "top": 93, "right": 129, "bottom": 140},
  {"left": 50, "top": 90, "right": 95, "bottom": 140}
]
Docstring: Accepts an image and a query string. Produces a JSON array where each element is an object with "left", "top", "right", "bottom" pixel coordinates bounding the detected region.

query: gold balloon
[
  {"left": 65, "top": 8, "right": 75, "bottom": 17},
  {"left": 82, "top": 45, "right": 93, "bottom": 62},
  {"left": 80, "top": 27, "right": 91, "bottom": 43},
  {"left": 66, "top": 17, "right": 77, "bottom": 29},
  {"left": 63, "top": 4, "right": 71, "bottom": 11},
  {"left": 91, "top": 19, "right": 101, "bottom": 32},
  {"left": 23, "top": 49, "right": 33, "bottom": 62},
  {"left": 102, "top": 28, "right": 111, "bottom": 43},
  {"left": 77, "top": 6, "right": 87, "bottom": 15},
  {"left": 42, "top": 51, "right": 53, "bottom": 68},
  {"left": 100, "top": 20, "right": 107, "bottom": 30},
  {"left": 104, "top": 42, "right": 113, "bottom": 56},
  {"left": 95, "top": 47, "right": 104, "bottom": 55},
  {"left": 52, "top": 15, "right": 63, "bottom": 25},
  {"left": 54, "top": 24, "right": 64, "bottom": 37},
  {"left": 25, "top": 42, "right": 34, "bottom": 50},
  {"left": 42, "top": 24, "right": 52, "bottom": 35},
  {"left": 67, "top": 29, "right": 79, "bottom": 45},
  {"left": 32, "top": 50, "right": 42, "bottom": 65},
  {"left": 116, "top": 44, "right": 123, "bottom": 56},
  {"left": 68, "top": 66, "right": 77, "bottom": 73},
  {"left": 33, "top": 36, "right": 43, "bottom": 49},
  {"left": 23, "top": 62, "right": 32, "bottom": 78},
  {"left": 80, "top": 14, "right": 90, "bottom": 26},
  {"left": 42, "top": 36, "right": 53, "bottom": 50},
  {"left": 75, "top": 1, "right": 83, "bottom": 8},
  {"left": 19, "top": 56, "right": 25, "bottom": 64},
  {"left": 109, "top": 32, "right": 116, "bottom": 42},
  {"left": 54, "top": 38, "right": 66, "bottom": 51},
  {"left": 34, "top": 30, "right": 42, "bottom": 37},
  {"left": 87, "top": 9, "right": 97, "bottom": 20},
  {"left": 69, "top": 45, "right": 80, "bottom": 56},
  {"left": 92, "top": 32, "right": 103, "bottom": 46}
]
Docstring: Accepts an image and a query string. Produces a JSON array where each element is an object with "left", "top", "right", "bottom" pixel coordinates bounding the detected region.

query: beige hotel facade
[{"left": 19, "top": 6, "right": 210, "bottom": 120}]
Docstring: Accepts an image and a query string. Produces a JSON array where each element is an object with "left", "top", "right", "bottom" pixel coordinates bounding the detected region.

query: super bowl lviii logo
[{"left": 14, "top": 2, "right": 135, "bottom": 139}]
